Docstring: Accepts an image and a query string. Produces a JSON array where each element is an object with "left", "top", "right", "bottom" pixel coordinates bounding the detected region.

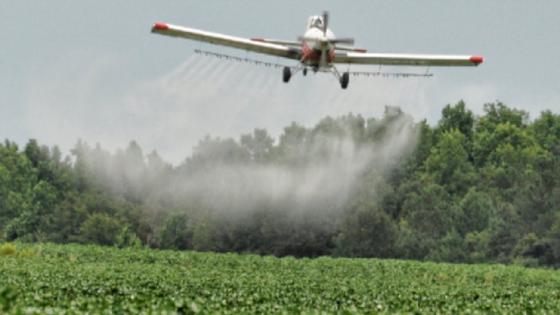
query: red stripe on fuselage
[
  {"left": 301, "top": 42, "right": 335, "bottom": 64},
  {"left": 327, "top": 49, "right": 335, "bottom": 63},
  {"left": 301, "top": 42, "right": 319, "bottom": 62}
]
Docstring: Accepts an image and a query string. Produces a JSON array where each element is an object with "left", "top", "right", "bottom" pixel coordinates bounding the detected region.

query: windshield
[{"left": 312, "top": 17, "right": 323, "bottom": 28}]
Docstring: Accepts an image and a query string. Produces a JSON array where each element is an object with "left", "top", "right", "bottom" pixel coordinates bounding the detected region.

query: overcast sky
[{"left": 2, "top": 1, "right": 559, "bottom": 163}]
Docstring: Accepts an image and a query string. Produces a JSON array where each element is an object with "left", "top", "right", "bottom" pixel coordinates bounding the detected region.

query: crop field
[{"left": 1, "top": 243, "right": 559, "bottom": 314}]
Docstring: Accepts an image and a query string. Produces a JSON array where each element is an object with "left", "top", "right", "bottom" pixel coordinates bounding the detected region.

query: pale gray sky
[{"left": 1, "top": 1, "right": 559, "bottom": 163}]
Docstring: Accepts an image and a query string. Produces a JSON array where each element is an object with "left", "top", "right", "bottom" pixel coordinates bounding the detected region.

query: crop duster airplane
[{"left": 151, "top": 12, "right": 483, "bottom": 89}]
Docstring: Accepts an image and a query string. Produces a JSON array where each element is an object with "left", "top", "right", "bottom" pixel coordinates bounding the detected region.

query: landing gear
[
  {"left": 340, "top": 72, "right": 349, "bottom": 89},
  {"left": 282, "top": 65, "right": 349, "bottom": 88},
  {"left": 283, "top": 66, "right": 292, "bottom": 83},
  {"left": 331, "top": 66, "right": 350, "bottom": 89}
]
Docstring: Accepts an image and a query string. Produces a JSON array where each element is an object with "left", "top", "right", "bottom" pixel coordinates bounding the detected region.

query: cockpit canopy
[{"left": 307, "top": 16, "right": 324, "bottom": 30}]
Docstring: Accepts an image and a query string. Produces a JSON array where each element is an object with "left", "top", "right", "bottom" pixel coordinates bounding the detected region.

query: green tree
[
  {"left": 240, "top": 129, "right": 274, "bottom": 163},
  {"left": 80, "top": 212, "right": 122, "bottom": 246},
  {"left": 530, "top": 110, "right": 560, "bottom": 156},
  {"left": 425, "top": 130, "right": 476, "bottom": 195},
  {"left": 465, "top": 230, "right": 490, "bottom": 263},
  {"left": 158, "top": 213, "right": 192, "bottom": 250},
  {"left": 545, "top": 213, "right": 560, "bottom": 266},
  {"left": 335, "top": 204, "right": 397, "bottom": 258},
  {"left": 187, "top": 136, "right": 249, "bottom": 169},
  {"left": 458, "top": 188, "right": 494, "bottom": 235},
  {"left": 0, "top": 141, "right": 43, "bottom": 240},
  {"left": 397, "top": 181, "right": 458, "bottom": 259},
  {"left": 477, "top": 102, "right": 528, "bottom": 132},
  {"left": 437, "top": 101, "right": 474, "bottom": 140},
  {"left": 427, "top": 229, "right": 468, "bottom": 263},
  {"left": 486, "top": 202, "right": 522, "bottom": 263},
  {"left": 276, "top": 122, "right": 309, "bottom": 166},
  {"left": 116, "top": 225, "right": 142, "bottom": 248}
]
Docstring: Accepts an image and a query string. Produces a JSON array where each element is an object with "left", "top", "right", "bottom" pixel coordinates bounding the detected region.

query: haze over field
[{"left": 82, "top": 109, "right": 419, "bottom": 219}]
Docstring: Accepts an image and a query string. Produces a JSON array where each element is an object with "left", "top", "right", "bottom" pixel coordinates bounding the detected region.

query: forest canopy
[{"left": 1, "top": 101, "right": 560, "bottom": 267}]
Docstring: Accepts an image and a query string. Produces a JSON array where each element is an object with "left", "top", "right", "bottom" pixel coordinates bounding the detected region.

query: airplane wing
[
  {"left": 151, "top": 22, "right": 301, "bottom": 61},
  {"left": 334, "top": 45, "right": 368, "bottom": 53},
  {"left": 250, "top": 38, "right": 301, "bottom": 47},
  {"left": 333, "top": 52, "right": 483, "bottom": 67}
]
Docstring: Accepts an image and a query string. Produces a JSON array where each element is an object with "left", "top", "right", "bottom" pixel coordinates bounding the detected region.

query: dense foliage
[
  {"left": 2, "top": 243, "right": 560, "bottom": 314},
  {"left": 1, "top": 101, "right": 560, "bottom": 267}
]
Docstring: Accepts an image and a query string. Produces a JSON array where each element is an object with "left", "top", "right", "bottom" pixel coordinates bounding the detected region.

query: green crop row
[{"left": 1, "top": 242, "right": 559, "bottom": 314}]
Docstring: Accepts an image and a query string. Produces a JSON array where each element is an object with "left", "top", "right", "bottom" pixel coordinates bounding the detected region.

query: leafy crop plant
[{"left": 1, "top": 243, "right": 560, "bottom": 314}]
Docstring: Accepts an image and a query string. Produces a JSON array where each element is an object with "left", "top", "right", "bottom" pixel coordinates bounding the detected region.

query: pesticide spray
[{"left": 23, "top": 49, "right": 426, "bottom": 253}]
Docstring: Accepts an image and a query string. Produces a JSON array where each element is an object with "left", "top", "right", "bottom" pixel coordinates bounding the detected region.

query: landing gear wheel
[
  {"left": 283, "top": 66, "right": 292, "bottom": 83},
  {"left": 340, "top": 72, "right": 349, "bottom": 89},
  {"left": 303, "top": 68, "right": 308, "bottom": 76}
]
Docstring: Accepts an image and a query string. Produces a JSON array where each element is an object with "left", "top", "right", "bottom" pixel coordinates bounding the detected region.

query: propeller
[
  {"left": 320, "top": 11, "right": 354, "bottom": 45},
  {"left": 330, "top": 38, "right": 355, "bottom": 45},
  {"left": 322, "top": 11, "right": 329, "bottom": 36},
  {"left": 298, "top": 11, "right": 355, "bottom": 46}
]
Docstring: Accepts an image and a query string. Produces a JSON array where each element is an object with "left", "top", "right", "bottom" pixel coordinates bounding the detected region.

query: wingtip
[
  {"left": 152, "top": 22, "right": 169, "bottom": 32},
  {"left": 470, "top": 56, "right": 484, "bottom": 65}
]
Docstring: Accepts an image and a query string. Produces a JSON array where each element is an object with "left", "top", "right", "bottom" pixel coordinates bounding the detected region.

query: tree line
[{"left": 1, "top": 101, "right": 560, "bottom": 267}]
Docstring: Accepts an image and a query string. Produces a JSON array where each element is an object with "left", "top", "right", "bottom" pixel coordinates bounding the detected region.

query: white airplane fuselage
[{"left": 300, "top": 16, "right": 337, "bottom": 70}]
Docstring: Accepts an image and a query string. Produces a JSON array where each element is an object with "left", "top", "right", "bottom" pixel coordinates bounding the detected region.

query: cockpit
[{"left": 307, "top": 16, "right": 324, "bottom": 30}]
